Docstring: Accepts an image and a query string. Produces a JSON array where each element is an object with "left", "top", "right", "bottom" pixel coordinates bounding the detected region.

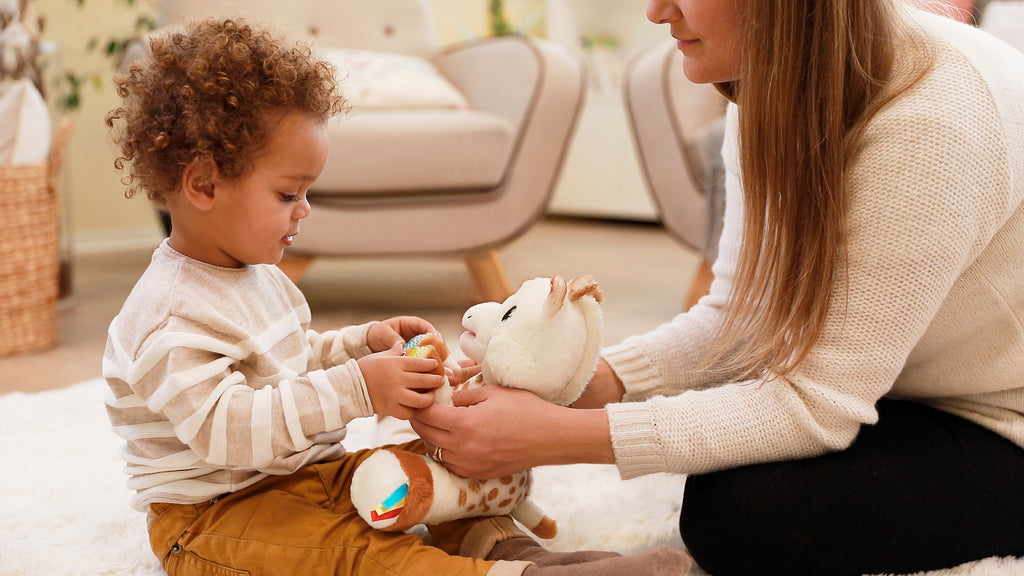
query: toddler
[{"left": 103, "top": 17, "right": 690, "bottom": 576}]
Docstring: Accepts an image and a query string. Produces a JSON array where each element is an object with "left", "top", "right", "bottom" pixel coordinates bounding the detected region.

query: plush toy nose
[{"left": 462, "top": 301, "right": 501, "bottom": 330}]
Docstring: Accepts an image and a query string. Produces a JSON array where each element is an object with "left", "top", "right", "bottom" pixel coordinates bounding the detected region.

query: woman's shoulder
[
  {"left": 865, "top": 12, "right": 1023, "bottom": 157},
  {"left": 902, "top": 10, "right": 1024, "bottom": 108}
]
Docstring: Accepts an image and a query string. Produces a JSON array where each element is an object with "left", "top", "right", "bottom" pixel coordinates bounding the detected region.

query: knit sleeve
[
  {"left": 121, "top": 315, "right": 374, "bottom": 473},
  {"left": 306, "top": 322, "right": 375, "bottom": 370},
  {"left": 607, "top": 43, "right": 1017, "bottom": 479}
]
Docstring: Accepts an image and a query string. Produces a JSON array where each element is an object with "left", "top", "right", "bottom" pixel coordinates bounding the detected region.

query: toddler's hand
[
  {"left": 360, "top": 342, "right": 445, "bottom": 420},
  {"left": 367, "top": 316, "right": 438, "bottom": 352}
]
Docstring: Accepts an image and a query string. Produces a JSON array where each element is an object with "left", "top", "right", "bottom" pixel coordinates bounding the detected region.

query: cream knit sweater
[
  {"left": 104, "top": 241, "right": 376, "bottom": 511},
  {"left": 603, "top": 11, "right": 1024, "bottom": 479}
]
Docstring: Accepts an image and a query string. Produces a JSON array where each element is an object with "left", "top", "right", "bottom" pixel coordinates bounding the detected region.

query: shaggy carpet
[{"left": 0, "top": 379, "right": 1020, "bottom": 576}]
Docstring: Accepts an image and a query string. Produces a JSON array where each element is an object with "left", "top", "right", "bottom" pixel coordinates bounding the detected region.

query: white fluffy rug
[{"left": 1, "top": 379, "right": 1021, "bottom": 576}]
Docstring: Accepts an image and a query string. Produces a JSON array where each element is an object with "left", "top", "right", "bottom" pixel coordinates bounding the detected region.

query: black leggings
[{"left": 680, "top": 399, "right": 1024, "bottom": 576}]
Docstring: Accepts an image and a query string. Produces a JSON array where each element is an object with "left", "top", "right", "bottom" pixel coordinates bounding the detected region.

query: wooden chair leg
[
  {"left": 464, "top": 248, "right": 512, "bottom": 302},
  {"left": 278, "top": 253, "right": 315, "bottom": 284},
  {"left": 684, "top": 257, "right": 714, "bottom": 310}
]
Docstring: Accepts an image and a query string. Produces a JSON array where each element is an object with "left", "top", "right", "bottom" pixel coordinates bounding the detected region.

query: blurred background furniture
[
  {"left": 152, "top": 0, "right": 587, "bottom": 301},
  {"left": 623, "top": 0, "right": 1015, "bottom": 310},
  {"left": 624, "top": 39, "right": 728, "bottom": 309},
  {"left": 979, "top": 0, "right": 1024, "bottom": 51}
]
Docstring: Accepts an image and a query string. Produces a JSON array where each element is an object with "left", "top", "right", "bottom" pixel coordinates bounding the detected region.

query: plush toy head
[{"left": 459, "top": 275, "right": 603, "bottom": 406}]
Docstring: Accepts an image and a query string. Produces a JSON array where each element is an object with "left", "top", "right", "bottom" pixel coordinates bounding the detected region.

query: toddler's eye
[
  {"left": 501, "top": 306, "right": 517, "bottom": 321},
  {"left": 280, "top": 193, "right": 299, "bottom": 202}
]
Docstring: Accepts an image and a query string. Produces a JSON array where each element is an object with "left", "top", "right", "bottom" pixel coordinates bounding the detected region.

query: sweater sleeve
[
  {"left": 119, "top": 315, "right": 375, "bottom": 473},
  {"left": 606, "top": 39, "right": 1017, "bottom": 479},
  {"left": 306, "top": 322, "right": 375, "bottom": 370}
]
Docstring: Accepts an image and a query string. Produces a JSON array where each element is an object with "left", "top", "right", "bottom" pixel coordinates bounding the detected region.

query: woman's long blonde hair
[{"left": 711, "top": 0, "right": 930, "bottom": 381}]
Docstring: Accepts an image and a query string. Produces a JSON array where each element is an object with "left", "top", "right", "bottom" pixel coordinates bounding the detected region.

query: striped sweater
[
  {"left": 603, "top": 9, "right": 1024, "bottom": 479},
  {"left": 104, "top": 240, "right": 376, "bottom": 511}
]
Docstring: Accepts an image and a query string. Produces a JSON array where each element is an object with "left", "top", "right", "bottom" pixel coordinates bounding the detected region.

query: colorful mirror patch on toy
[{"left": 370, "top": 483, "right": 408, "bottom": 522}]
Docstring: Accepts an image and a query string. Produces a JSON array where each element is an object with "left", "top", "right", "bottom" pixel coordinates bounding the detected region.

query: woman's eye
[{"left": 501, "top": 305, "right": 517, "bottom": 321}]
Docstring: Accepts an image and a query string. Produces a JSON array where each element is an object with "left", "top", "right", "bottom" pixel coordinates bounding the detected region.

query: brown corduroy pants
[{"left": 146, "top": 440, "right": 530, "bottom": 576}]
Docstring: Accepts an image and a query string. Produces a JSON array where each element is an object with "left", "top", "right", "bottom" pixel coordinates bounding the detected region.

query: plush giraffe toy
[{"left": 349, "top": 275, "right": 604, "bottom": 539}]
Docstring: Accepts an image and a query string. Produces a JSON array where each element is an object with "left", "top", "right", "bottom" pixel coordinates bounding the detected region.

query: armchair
[
  {"left": 153, "top": 0, "right": 587, "bottom": 301},
  {"left": 624, "top": 39, "right": 728, "bottom": 308}
]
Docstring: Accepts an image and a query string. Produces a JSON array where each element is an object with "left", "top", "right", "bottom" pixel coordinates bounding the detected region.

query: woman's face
[{"left": 647, "top": 0, "right": 747, "bottom": 84}]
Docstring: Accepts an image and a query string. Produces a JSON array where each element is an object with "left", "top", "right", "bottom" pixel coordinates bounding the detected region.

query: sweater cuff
[
  {"left": 331, "top": 322, "right": 374, "bottom": 364},
  {"left": 606, "top": 401, "right": 667, "bottom": 480},
  {"left": 330, "top": 358, "right": 375, "bottom": 423},
  {"left": 601, "top": 342, "right": 663, "bottom": 402}
]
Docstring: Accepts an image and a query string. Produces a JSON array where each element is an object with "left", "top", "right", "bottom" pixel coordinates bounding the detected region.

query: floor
[{"left": 0, "top": 216, "right": 700, "bottom": 396}]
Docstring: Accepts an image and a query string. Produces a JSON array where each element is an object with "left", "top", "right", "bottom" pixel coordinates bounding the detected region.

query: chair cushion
[
  {"left": 316, "top": 109, "right": 517, "bottom": 195},
  {"left": 324, "top": 49, "right": 469, "bottom": 110}
]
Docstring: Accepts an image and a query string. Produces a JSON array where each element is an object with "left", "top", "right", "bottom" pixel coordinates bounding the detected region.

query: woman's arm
[{"left": 571, "top": 359, "right": 626, "bottom": 409}]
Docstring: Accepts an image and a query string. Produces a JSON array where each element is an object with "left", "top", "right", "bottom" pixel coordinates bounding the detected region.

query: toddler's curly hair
[{"left": 106, "top": 18, "right": 347, "bottom": 205}]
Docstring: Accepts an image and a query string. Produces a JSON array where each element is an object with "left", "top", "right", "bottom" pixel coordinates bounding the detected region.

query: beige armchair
[
  {"left": 153, "top": 0, "right": 587, "bottom": 301},
  {"left": 624, "top": 39, "right": 728, "bottom": 308}
]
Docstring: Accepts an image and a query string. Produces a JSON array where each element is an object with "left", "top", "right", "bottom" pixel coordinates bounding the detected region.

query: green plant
[
  {"left": 1, "top": 0, "right": 154, "bottom": 110},
  {"left": 62, "top": 0, "right": 156, "bottom": 110},
  {"left": 487, "top": 0, "right": 542, "bottom": 37},
  {"left": 489, "top": 0, "right": 511, "bottom": 36}
]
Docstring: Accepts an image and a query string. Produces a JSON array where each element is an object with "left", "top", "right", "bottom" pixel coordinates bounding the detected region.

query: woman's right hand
[{"left": 411, "top": 384, "right": 616, "bottom": 479}]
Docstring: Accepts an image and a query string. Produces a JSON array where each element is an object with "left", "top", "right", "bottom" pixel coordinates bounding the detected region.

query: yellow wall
[{"left": 31, "top": 0, "right": 543, "bottom": 253}]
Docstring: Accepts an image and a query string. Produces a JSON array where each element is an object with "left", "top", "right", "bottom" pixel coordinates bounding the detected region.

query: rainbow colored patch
[
  {"left": 370, "top": 483, "right": 408, "bottom": 522},
  {"left": 404, "top": 334, "right": 429, "bottom": 350}
]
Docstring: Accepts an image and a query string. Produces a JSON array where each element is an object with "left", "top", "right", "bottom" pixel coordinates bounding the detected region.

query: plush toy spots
[{"left": 350, "top": 275, "right": 604, "bottom": 539}]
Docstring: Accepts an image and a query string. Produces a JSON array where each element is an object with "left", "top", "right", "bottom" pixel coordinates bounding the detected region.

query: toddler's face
[{"left": 206, "top": 112, "right": 329, "bottom": 268}]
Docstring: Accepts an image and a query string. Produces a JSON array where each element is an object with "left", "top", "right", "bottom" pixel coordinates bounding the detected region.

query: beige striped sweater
[{"left": 104, "top": 241, "right": 376, "bottom": 511}]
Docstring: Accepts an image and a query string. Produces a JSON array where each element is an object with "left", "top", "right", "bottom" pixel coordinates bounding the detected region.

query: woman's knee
[{"left": 679, "top": 466, "right": 812, "bottom": 576}]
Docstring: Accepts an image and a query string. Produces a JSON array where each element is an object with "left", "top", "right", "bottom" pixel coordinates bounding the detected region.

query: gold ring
[{"left": 433, "top": 446, "right": 444, "bottom": 464}]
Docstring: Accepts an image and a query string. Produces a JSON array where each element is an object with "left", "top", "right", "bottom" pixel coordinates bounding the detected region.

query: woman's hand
[
  {"left": 410, "top": 384, "right": 615, "bottom": 479},
  {"left": 448, "top": 357, "right": 482, "bottom": 387},
  {"left": 367, "top": 316, "right": 438, "bottom": 352}
]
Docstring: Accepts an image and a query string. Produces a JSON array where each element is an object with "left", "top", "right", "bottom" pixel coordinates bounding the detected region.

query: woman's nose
[
  {"left": 647, "top": 0, "right": 679, "bottom": 24},
  {"left": 646, "top": 0, "right": 681, "bottom": 24}
]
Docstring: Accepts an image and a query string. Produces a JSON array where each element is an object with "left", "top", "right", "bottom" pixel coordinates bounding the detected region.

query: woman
[{"left": 412, "top": 0, "right": 1024, "bottom": 574}]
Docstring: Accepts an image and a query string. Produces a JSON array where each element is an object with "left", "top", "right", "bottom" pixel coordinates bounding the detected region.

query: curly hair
[{"left": 106, "top": 18, "right": 348, "bottom": 205}]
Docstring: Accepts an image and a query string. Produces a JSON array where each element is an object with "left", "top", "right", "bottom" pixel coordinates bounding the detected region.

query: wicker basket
[{"left": 0, "top": 119, "right": 73, "bottom": 356}]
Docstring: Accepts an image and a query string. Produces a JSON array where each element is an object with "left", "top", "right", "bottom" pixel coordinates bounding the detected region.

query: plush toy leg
[
  {"left": 350, "top": 448, "right": 435, "bottom": 532},
  {"left": 511, "top": 499, "right": 558, "bottom": 540},
  {"left": 423, "top": 470, "right": 557, "bottom": 539},
  {"left": 352, "top": 447, "right": 558, "bottom": 539}
]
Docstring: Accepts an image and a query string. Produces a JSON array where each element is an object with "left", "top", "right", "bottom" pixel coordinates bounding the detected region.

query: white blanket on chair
[{"left": 0, "top": 379, "right": 1019, "bottom": 576}]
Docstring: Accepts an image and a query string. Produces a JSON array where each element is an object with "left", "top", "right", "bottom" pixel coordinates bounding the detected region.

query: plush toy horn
[{"left": 546, "top": 275, "right": 567, "bottom": 317}]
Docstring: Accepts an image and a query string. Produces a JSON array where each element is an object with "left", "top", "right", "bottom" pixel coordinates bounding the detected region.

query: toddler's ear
[{"left": 181, "top": 156, "right": 217, "bottom": 209}]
